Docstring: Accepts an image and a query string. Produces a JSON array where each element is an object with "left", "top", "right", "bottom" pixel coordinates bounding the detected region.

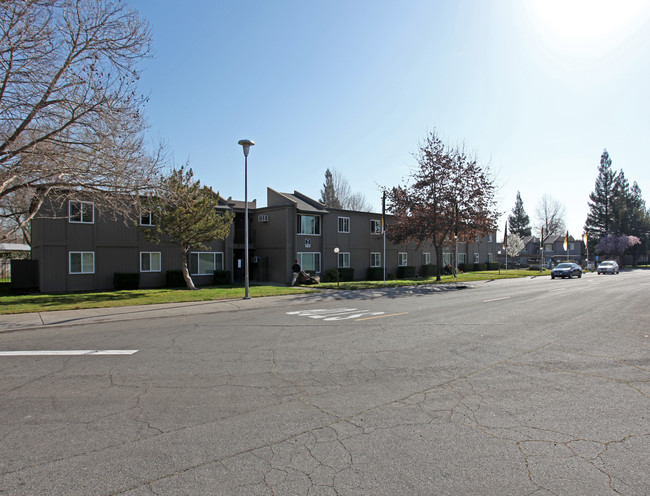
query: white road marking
[
  {"left": 0, "top": 350, "right": 138, "bottom": 356},
  {"left": 483, "top": 297, "right": 511, "bottom": 302},
  {"left": 287, "top": 308, "right": 386, "bottom": 320}
]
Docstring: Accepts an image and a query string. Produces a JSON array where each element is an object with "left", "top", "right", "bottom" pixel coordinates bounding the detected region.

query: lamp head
[
  {"left": 238, "top": 139, "right": 255, "bottom": 157},
  {"left": 334, "top": 247, "right": 339, "bottom": 254}
]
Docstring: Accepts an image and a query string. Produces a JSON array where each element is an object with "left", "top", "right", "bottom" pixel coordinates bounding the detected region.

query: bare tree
[
  {"left": 331, "top": 170, "right": 372, "bottom": 212},
  {"left": 535, "top": 194, "right": 567, "bottom": 236},
  {"left": 0, "top": 0, "right": 163, "bottom": 243}
]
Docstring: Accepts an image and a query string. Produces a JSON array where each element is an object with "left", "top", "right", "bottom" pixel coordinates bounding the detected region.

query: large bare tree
[
  {"left": 386, "top": 130, "right": 499, "bottom": 281},
  {"left": 535, "top": 194, "right": 567, "bottom": 236},
  {"left": 0, "top": 0, "right": 163, "bottom": 243}
]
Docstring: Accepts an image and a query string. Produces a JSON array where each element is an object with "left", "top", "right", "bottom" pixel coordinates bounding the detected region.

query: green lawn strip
[{"left": 0, "top": 285, "right": 317, "bottom": 315}]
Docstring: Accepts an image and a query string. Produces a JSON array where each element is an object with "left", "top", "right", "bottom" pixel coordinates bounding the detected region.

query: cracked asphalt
[{"left": 0, "top": 270, "right": 648, "bottom": 495}]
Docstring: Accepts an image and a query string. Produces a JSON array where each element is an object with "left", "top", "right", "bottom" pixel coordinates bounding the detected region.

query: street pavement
[{"left": 0, "top": 271, "right": 648, "bottom": 495}]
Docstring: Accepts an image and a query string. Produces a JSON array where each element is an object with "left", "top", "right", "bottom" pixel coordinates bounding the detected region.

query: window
[
  {"left": 474, "top": 253, "right": 479, "bottom": 263},
  {"left": 69, "top": 201, "right": 94, "bottom": 224},
  {"left": 371, "top": 252, "right": 381, "bottom": 267},
  {"left": 568, "top": 242, "right": 575, "bottom": 250},
  {"left": 190, "top": 252, "right": 223, "bottom": 275},
  {"left": 488, "top": 253, "right": 493, "bottom": 262},
  {"left": 140, "top": 212, "right": 154, "bottom": 226},
  {"left": 458, "top": 253, "right": 466, "bottom": 264},
  {"left": 422, "top": 252, "right": 431, "bottom": 265},
  {"left": 443, "top": 252, "right": 452, "bottom": 266},
  {"left": 338, "top": 252, "right": 350, "bottom": 268},
  {"left": 297, "top": 214, "right": 320, "bottom": 235},
  {"left": 297, "top": 252, "right": 321, "bottom": 273},
  {"left": 545, "top": 244, "right": 553, "bottom": 252},
  {"left": 338, "top": 217, "right": 350, "bottom": 233},
  {"left": 140, "top": 252, "right": 161, "bottom": 272},
  {"left": 398, "top": 252, "right": 407, "bottom": 266},
  {"left": 370, "top": 219, "right": 382, "bottom": 234},
  {"left": 69, "top": 252, "right": 94, "bottom": 274},
  {"left": 488, "top": 234, "right": 493, "bottom": 242}
]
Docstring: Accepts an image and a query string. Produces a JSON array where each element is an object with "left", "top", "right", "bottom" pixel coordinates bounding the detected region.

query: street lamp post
[
  {"left": 237, "top": 139, "right": 254, "bottom": 299},
  {"left": 334, "top": 247, "right": 340, "bottom": 287}
]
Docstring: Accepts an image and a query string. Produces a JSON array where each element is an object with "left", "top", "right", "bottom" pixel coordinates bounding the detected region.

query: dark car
[{"left": 551, "top": 262, "right": 582, "bottom": 279}]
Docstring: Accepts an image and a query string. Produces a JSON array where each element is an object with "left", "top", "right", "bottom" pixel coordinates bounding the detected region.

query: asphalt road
[{"left": 0, "top": 271, "right": 648, "bottom": 495}]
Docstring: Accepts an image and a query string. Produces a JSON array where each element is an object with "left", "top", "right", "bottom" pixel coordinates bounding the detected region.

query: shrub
[
  {"left": 339, "top": 268, "right": 354, "bottom": 281},
  {"left": 443, "top": 264, "right": 453, "bottom": 275},
  {"left": 166, "top": 270, "right": 185, "bottom": 288},
  {"left": 367, "top": 267, "right": 384, "bottom": 280},
  {"left": 214, "top": 270, "right": 232, "bottom": 285},
  {"left": 458, "top": 263, "right": 469, "bottom": 272},
  {"left": 420, "top": 264, "right": 437, "bottom": 276},
  {"left": 113, "top": 272, "right": 140, "bottom": 290},
  {"left": 397, "top": 266, "right": 416, "bottom": 278},
  {"left": 473, "top": 263, "right": 487, "bottom": 271},
  {"left": 322, "top": 268, "right": 339, "bottom": 283},
  {"left": 323, "top": 267, "right": 355, "bottom": 282},
  {"left": 486, "top": 262, "right": 500, "bottom": 271}
]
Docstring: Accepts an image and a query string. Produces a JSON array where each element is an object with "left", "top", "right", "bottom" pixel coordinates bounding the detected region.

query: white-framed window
[
  {"left": 422, "top": 252, "right": 431, "bottom": 265},
  {"left": 545, "top": 244, "right": 553, "bottom": 252},
  {"left": 475, "top": 236, "right": 480, "bottom": 243},
  {"left": 443, "top": 252, "right": 452, "bottom": 266},
  {"left": 398, "top": 252, "right": 407, "bottom": 267},
  {"left": 297, "top": 252, "right": 321, "bottom": 273},
  {"left": 370, "top": 219, "right": 382, "bottom": 234},
  {"left": 140, "top": 252, "right": 161, "bottom": 272},
  {"left": 69, "top": 251, "right": 94, "bottom": 274},
  {"left": 190, "top": 252, "right": 224, "bottom": 275},
  {"left": 297, "top": 214, "right": 320, "bottom": 235},
  {"left": 69, "top": 201, "right": 94, "bottom": 224},
  {"left": 488, "top": 252, "right": 493, "bottom": 262},
  {"left": 370, "top": 252, "right": 381, "bottom": 267},
  {"left": 458, "top": 253, "right": 467, "bottom": 264},
  {"left": 474, "top": 253, "right": 479, "bottom": 263},
  {"left": 568, "top": 242, "right": 575, "bottom": 250},
  {"left": 338, "top": 252, "right": 350, "bottom": 268},
  {"left": 488, "top": 234, "right": 493, "bottom": 242},
  {"left": 140, "top": 212, "right": 154, "bottom": 226},
  {"left": 338, "top": 216, "right": 350, "bottom": 233}
]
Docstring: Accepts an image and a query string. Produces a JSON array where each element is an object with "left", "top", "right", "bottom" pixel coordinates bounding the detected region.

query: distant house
[
  {"left": 542, "top": 234, "right": 583, "bottom": 265},
  {"left": 30, "top": 188, "right": 500, "bottom": 292}
]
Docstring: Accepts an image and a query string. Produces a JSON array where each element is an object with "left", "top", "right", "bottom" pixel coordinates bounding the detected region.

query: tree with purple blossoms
[{"left": 595, "top": 234, "right": 641, "bottom": 260}]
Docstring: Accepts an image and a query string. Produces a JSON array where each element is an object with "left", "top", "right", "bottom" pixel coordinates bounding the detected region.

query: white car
[{"left": 597, "top": 261, "right": 619, "bottom": 274}]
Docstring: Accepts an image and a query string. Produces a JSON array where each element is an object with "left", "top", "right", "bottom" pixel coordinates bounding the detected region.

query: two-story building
[{"left": 30, "top": 188, "right": 500, "bottom": 292}]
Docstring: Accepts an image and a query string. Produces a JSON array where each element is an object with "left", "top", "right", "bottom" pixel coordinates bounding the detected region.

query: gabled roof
[{"left": 268, "top": 189, "right": 328, "bottom": 214}]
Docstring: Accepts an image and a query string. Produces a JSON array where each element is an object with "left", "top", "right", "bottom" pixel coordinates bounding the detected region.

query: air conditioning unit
[{"left": 258, "top": 214, "right": 269, "bottom": 222}]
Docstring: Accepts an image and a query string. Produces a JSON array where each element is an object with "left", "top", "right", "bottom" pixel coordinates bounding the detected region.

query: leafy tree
[
  {"left": 584, "top": 149, "right": 618, "bottom": 244},
  {"left": 0, "top": 0, "right": 162, "bottom": 243},
  {"left": 142, "top": 167, "right": 233, "bottom": 290},
  {"left": 385, "top": 130, "right": 498, "bottom": 281},
  {"left": 319, "top": 169, "right": 341, "bottom": 208},
  {"left": 535, "top": 194, "right": 567, "bottom": 235},
  {"left": 508, "top": 191, "right": 531, "bottom": 237}
]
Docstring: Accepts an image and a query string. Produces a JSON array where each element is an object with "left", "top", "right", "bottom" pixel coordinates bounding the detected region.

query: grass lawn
[{"left": 0, "top": 269, "right": 550, "bottom": 315}]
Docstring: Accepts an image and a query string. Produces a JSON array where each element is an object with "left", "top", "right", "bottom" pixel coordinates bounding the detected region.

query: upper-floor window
[
  {"left": 370, "top": 219, "right": 382, "bottom": 234},
  {"left": 568, "top": 242, "right": 575, "bottom": 250},
  {"left": 422, "top": 252, "right": 431, "bottom": 265},
  {"left": 140, "top": 212, "right": 154, "bottom": 226},
  {"left": 297, "top": 214, "right": 320, "bottom": 235},
  {"left": 545, "top": 244, "right": 553, "bottom": 252},
  {"left": 69, "top": 201, "right": 94, "bottom": 224},
  {"left": 338, "top": 252, "right": 350, "bottom": 268},
  {"left": 338, "top": 216, "right": 350, "bottom": 233},
  {"left": 69, "top": 251, "right": 94, "bottom": 274},
  {"left": 487, "top": 233, "right": 493, "bottom": 242}
]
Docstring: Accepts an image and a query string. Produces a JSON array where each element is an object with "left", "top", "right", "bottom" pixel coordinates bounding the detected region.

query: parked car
[
  {"left": 597, "top": 260, "right": 619, "bottom": 275},
  {"left": 551, "top": 262, "right": 582, "bottom": 279}
]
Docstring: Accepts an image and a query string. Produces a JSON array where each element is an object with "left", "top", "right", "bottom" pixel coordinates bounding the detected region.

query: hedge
[
  {"left": 421, "top": 264, "right": 437, "bottom": 276},
  {"left": 367, "top": 267, "right": 384, "bottom": 280},
  {"left": 397, "top": 265, "right": 416, "bottom": 278},
  {"left": 323, "top": 267, "right": 355, "bottom": 282},
  {"left": 113, "top": 272, "right": 140, "bottom": 290},
  {"left": 214, "top": 270, "right": 232, "bottom": 285},
  {"left": 486, "top": 262, "right": 500, "bottom": 271}
]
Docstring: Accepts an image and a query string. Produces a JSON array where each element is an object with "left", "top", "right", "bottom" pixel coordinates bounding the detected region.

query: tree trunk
[
  {"left": 180, "top": 250, "right": 197, "bottom": 290},
  {"left": 434, "top": 243, "right": 443, "bottom": 282}
]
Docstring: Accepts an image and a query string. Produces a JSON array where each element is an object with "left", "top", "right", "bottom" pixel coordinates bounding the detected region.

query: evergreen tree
[
  {"left": 142, "top": 166, "right": 233, "bottom": 290},
  {"left": 508, "top": 191, "right": 531, "bottom": 237},
  {"left": 319, "top": 169, "right": 341, "bottom": 208},
  {"left": 584, "top": 149, "right": 618, "bottom": 245}
]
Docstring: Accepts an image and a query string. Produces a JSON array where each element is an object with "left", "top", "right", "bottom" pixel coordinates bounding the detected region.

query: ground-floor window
[
  {"left": 474, "top": 252, "right": 479, "bottom": 264},
  {"left": 422, "top": 252, "right": 431, "bottom": 265},
  {"left": 443, "top": 252, "right": 452, "bottom": 266},
  {"left": 488, "top": 252, "right": 493, "bottom": 262},
  {"left": 338, "top": 252, "right": 350, "bottom": 268},
  {"left": 190, "top": 252, "right": 223, "bottom": 275},
  {"left": 141, "top": 252, "right": 161, "bottom": 272},
  {"left": 370, "top": 252, "right": 381, "bottom": 267},
  {"left": 69, "top": 251, "right": 94, "bottom": 274},
  {"left": 458, "top": 253, "right": 466, "bottom": 264},
  {"left": 298, "top": 252, "right": 321, "bottom": 273},
  {"left": 398, "top": 252, "right": 407, "bottom": 266}
]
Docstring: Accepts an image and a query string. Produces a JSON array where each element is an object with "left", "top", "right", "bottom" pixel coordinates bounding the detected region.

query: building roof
[
  {"left": 0, "top": 243, "right": 31, "bottom": 252},
  {"left": 271, "top": 190, "right": 329, "bottom": 214}
]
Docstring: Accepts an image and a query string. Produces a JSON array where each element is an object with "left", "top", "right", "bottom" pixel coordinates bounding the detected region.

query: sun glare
[{"left": 521, "top": 0, "right": 650, "bottom": 60}]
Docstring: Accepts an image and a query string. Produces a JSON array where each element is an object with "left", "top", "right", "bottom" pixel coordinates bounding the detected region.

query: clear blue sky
[{"left": 134, "top": 0, "right": 650, "bottom": 239}]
